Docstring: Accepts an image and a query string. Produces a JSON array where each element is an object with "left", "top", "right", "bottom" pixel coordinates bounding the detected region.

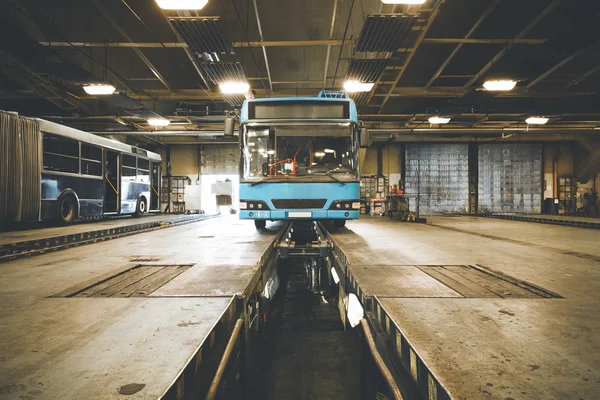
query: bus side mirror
[
  {"left": 224, "top": 112, "right": 236, "bottom": 136},
  {"left": 359, "top": 126, "right": 369, "bottom": 148}
]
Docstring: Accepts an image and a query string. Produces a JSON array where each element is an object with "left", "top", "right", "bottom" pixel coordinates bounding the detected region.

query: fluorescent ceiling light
[
  {"left": 381, "top": 0, "right": 426, "bottom": 3},
  {"left": 314, "top": 152, "right": 325, "bottom": 157},
  {"left": 428, "top": 116, "right": 451, "bottom": 124},
  {"left": 324, "top": 149, "right": 335, "bottom": 153},
  {"left": 83, "top": 84, "right": 115, "bottom": 95},
  {"left": 267, "top": 150, "right": 275, "bottom": 155},
  {"left": 343, "top": 80, "right": 374, "bottom": 93},
  {"left": 483, "top": 79, "right": 517, "bottom": 91},
  {"left": 155, "top": 0, "right": 208, "bottom": 10},
  {"left": 219, "top": 82, "right": 250, "bottom": 94},
  {"left": 147, "top": 118, "right": 170, "bottom": 127},
  {"left": 525, "top": 117, "right": 549, "bottom": 125}
]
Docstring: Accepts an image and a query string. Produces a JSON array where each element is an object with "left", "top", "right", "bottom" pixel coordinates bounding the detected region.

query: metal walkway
[{"left": 0, "top": 216, "right": 285, "bottom": 400}]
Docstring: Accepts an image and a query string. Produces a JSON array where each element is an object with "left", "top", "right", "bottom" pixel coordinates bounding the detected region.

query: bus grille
[{"left": 271, "top": 199, "right": 327, "bottom": 209}]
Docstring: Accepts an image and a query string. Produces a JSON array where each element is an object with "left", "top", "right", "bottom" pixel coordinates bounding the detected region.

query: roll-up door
[
  {"left": 478, "top": 143, "right": 542, "bottom": 214},
  {"left": 405, "top": 144, "right": 469, "bottom": 214},
  {"left": 201, "top": 144, "right": 239, "bottom": 174}
]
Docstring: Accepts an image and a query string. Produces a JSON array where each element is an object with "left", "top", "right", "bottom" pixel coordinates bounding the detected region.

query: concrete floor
[
  {"left": 332, "top": 216, "right": 600, "bottom": 399},
  {"left": 0, "top": 216, "right": 281, "bottom": 399}
]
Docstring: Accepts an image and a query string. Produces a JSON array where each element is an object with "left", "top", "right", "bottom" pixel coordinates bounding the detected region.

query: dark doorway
[
  {"left": 150, "top": 162, "right": 160, "bottom": 211},
  {"left": 104, "top": 151, "right": 120, "bottom": 213}
]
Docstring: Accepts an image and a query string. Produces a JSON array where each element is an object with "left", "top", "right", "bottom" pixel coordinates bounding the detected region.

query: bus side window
[
  {"left": 43, "top": 133, "right": 79, "bottom": 173},
  {"left": 81, "top": 144, "right": 102, "bottom": 176},
  {"left": 122, "top": 154, "right": 137, "bottom": 181}
]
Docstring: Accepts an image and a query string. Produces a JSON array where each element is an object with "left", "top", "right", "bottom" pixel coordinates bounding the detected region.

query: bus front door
[
  {"left": 104, "top": 151, "right": 120, "bottom": 213},
  {"left": 150, "top": 162, "right": 160, "bottom": 211}
]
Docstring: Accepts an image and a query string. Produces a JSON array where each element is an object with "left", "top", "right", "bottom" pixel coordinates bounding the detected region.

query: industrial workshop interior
[{"left": 1, "top": 0, "right": 600, "bottom": 399}]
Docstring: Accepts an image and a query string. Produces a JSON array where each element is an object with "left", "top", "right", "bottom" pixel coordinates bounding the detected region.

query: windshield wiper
[
  {"left": 325, "top": 173, "right": 345, "bottom": 185},
  {"left": 249, "top": 179, "right": 267, "bottom": 187}
]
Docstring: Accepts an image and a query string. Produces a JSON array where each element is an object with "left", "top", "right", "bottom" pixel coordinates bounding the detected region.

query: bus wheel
[
  {"left": 333, "top": 219, "right": 346, "bottom": 229},
  {"left": 134, "top": 198, "right": 147, "bottom": 217},
  {"left": 254, "top": 220, "right": 266, "bottom": 229},
  {"left": 58, "top": 195, "right": 77, "bottom": 225}
]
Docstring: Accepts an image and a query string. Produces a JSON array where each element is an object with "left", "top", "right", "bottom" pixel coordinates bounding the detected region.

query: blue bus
[{"left": 238, "top": 91, "right": 363, "bottom": 229}]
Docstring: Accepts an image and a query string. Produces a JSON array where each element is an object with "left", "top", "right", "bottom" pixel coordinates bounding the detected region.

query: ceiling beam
[
  {"left": 252, "top": 0, "right": 273, "bottom": 93},
  {"left": 526, "top": 43, "right": 598, "bottom": 89},
  {"left": 322, "top": 0, "right": 339, "bottom": 89},
  {"left": 38, "top": 38, "right": 547, "bottom": 49},
  {"left": 566, "top": 63, "right": 600, "bottom": 89},
  {"left": 425, "top": 0, "right": 501, "bottom": 89},
  {"left": 94, "top": 86, "right": 595, "bottom": 101},
  {"left": 463, "top": 0, "right": 564, "bottom": 89},
  {"left": 90, "top": 0, "right": 171, "bottom": 91}
]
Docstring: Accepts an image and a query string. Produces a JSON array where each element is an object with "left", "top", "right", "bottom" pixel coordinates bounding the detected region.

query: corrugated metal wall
[
  {"left": 201, "top": 144, "right": 239, "bottom": 175},
  {"left": 478, "top": 144, "right": 542, "bottom": 214},
  {"left": 405, "top": 144, "right": 469, "bottom": 214}
]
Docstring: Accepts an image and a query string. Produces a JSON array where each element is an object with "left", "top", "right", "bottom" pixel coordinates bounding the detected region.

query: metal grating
[
  {"left": 349, "top": 92, "right": 370, "bottom": 110},
  {"left": 169, "top": 18, "right": 235, "bottom": 59},
  {"left": 356, "top": 14, "right": 418, "bottom": 53},
  {"left": 55, "top": 265, "right": 192, "bottom": 298},
  {"left": 478, "top": 144, "right": 542, "bottom": 214},
  {"left": 102, "top": 93, "right": 146, "bottom": 110},
  {"left": 417, "top": 265, "right": 560, "bottom": 298},
  {"left": 48, "top": 63, "right": 105, "bottom": 86},
  {"left": 345, "top": 59, "right": 389, "bottom": 82},
  {"left": 201, "top": 62, "right": 248, "bottom": 107},
  {"left": 201, "top": 62, "right": 246, "bottom": 85}
]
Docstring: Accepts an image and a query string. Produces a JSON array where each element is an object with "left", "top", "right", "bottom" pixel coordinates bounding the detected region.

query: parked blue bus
[
  {"left": 1, "top": 111, "right": 161, "bottom": 225},
  {"left": 238, "top": 91, "right": 362, "bottom": 229}
]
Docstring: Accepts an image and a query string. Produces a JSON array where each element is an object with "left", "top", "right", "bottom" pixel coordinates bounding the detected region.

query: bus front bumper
[{"left": 239, "top": 210, "right": 359, "bottom": 220}]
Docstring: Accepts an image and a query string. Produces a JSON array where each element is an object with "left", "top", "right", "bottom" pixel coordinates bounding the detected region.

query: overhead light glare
[
  {"left": 147, "top": 118, "right": 170, "bottom": 127},
  {"left": 343, "top": 80, "right": 374, "bottom": 93},
  {"left": 83, "top": 84, "right": 115, "bottom": 95},
  {"left": 381, "top": 0, "right": 426, "bottom": 3},
  {"left": 155, "top": 0, "right": 208, "bottom": 10},
  {"left": 525, "top": 117, "right": 549, "bottom": 125},
  {"left": 428, "top": 116, "right": 451, "bottom": 124},
  {"left": 219, "top": 82, "right": 250, "bottom": 94},
  {"left": 483, "top": 79, "right": 517, "bottom": 91}
]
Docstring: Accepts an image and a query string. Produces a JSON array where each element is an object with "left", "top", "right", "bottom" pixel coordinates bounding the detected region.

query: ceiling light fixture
[
  {"left": 428, "top": 116, "right": 451, "bottom": 124},
  {"left": 219, "top": 82, "right": 250, "bottom": 94},
  {"left": 83, "top": 84, "right": 115, "bottom": 95},
  {"left": 343, "top": 80, "right": 374, "bottom": 93},
  {"left": 381, "top": 0, "right": 426, "bottom": 3},
  {"left": 525, "top": 117, "right": 549, "bottom": 125},
  {"left": 155, "top": 0, "right": 208, "bottom": 10},
  {"left": 483, "top": 79, "right": 517, "bottom": 91},
  {"left": 147, "top": 118, "right": 170, "bottom": 127}
]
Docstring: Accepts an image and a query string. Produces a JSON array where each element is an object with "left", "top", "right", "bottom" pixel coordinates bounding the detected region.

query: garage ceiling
[{"left": 0, "top": 0, "right": 599, "bottom": 145}]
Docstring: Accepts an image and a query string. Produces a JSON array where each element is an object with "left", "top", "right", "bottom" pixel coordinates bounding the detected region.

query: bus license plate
[{"left": 288, "top": 212, "right": 312, "bottom": 218}]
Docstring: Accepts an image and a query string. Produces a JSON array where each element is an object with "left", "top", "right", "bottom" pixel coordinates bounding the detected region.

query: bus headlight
[
  {"left": 239, "top": 200, "right": 270, "bottom": 210},
  {"left": 258, "top": 203, "right": 263, "bottom": 209},
  {"left": 352, "top": 202, "right": 360, "bottom": 209},
  {"left": 239, "top": 202, "right": 247, "bottom": 209}
]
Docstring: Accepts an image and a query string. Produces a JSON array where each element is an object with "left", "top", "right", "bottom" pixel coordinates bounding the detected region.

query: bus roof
[
  {"left": 36, "top": 119, "right": 161, "bottom": 162},
  {"left": 240, "top": 96, "right": 358, "bottom": 123}
]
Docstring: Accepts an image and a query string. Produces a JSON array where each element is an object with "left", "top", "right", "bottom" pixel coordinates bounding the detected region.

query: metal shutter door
[
  {"left": 201, "top": 144, "right": 239, "bottom": 175},
  {"left": 405, "top": 144, "right": 469, "bottom": 214},
  {"left": 478, "top": 144, "right": 542, "bottom": 214}
]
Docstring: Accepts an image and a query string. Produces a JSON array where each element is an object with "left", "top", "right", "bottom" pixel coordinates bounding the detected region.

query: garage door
[
  {"left": 478, "top": 144, "right": 542, "bottom": 214},
  {"left": 201, "top": 144, "right": 239, "bottom": 174},
  {"left": 405, "top": 144, "right": 469, "bottom": 214}
]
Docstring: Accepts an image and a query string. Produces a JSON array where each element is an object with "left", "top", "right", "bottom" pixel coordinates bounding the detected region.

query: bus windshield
[{"left": 242, "top": 123, "right": 358, "bottom": 181}]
